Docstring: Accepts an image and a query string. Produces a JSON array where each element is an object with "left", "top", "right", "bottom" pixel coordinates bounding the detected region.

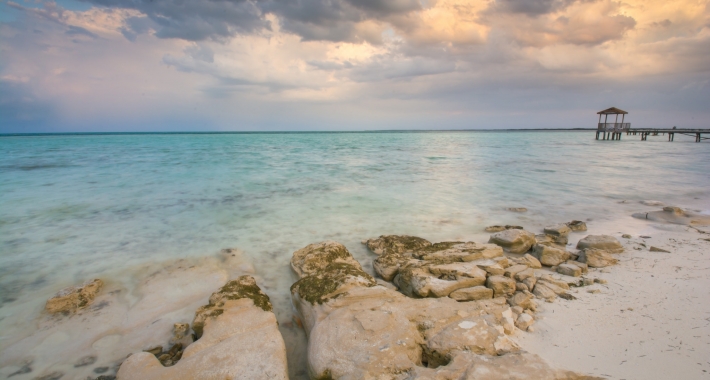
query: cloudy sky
[{"left": 1, "top": 0, "right": 708, "bottom": 132}]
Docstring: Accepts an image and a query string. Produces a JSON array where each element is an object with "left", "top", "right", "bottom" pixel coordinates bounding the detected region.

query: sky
[{"left": 0, "top": 0, "right": 709, "bottom": 132}]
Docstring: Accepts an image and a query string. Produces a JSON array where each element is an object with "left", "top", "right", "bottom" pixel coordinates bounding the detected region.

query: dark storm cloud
[
  {"left": 81, "top": 0, "right": 420, "bottom": 41},
  {"left": 495, "top": 0, "right": 574, "bottom": 16}
]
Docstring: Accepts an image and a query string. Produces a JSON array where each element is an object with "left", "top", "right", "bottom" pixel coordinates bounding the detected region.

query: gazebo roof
[{"left": 597, "top": 107, "right": 628, "bottom": 115}]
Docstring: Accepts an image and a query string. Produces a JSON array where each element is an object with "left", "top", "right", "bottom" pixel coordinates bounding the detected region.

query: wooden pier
[
  {"left": 626, "top": 128, "right": 709, "bottom": 142},
  {"left": 594, "top": 107, "right": 707, "bottom": 142}
]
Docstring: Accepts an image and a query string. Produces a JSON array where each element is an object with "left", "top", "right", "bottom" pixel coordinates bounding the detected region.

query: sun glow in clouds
[{"left": 0, "top": 0, "right": 708, "bottom": 131}]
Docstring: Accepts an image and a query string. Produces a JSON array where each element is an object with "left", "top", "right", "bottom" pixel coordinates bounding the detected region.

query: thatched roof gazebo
[{"left": 596, "top": 107, "right": 629, "bottom": 140}]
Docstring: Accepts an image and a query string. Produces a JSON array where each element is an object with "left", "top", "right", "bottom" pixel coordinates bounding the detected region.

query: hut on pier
[{"left": 596, "top": 107, "right": 630, "bottom": 140}]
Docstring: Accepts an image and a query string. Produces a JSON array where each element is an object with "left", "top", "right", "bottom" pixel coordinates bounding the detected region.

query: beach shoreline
[{"left": 1, "top": 203, "right": 709, "bottom": 379}]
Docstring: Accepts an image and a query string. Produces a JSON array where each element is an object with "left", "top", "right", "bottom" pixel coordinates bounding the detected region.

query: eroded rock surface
[
  {"left": 566, "top": 220, "right": 587, "bottom": 232},
  {"left": 578, "top": 249, "right": 619, "bottom": 268},
  {"left": 488, "top": 230, "right": 536, "bottom": 254},
  {"left": 576, "top": 235, "right": 624, "bottom": 253},
  {"left": 45, "top": 279, "right": 103, "bottom": 314},
  {"left": 291, "top": 241, "right": 596, "bottom": 379},
  {"left": 363, "top": 235, "right": 432, "bottom": 255},
  {"left": 532, "top": 244, "right": 571, "bottom": 267},
  {"left": 117, "top": 276, "right": 288, "bottom": 380},
  {"left": 484, "top": 225, "right": 523, "bottom": 233},
  {"left": 371, "top": 241, "right": 504, "bottom": 297}
]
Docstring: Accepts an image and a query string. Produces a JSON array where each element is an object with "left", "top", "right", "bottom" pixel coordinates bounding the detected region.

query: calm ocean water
[{"left": 1, "top": 131, "right": 709, "bottom": 376}]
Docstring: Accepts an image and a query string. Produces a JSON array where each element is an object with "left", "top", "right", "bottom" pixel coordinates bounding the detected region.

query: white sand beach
[{"left": 518, "top": 222, "right": 710, "bottom": 379}]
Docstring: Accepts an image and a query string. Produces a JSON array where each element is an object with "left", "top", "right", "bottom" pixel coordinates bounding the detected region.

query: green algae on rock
[
  {"left": 193, "top": 275, "right": 272, "bottom": 339},
  {"left": 364, "top": 235, "right": 432, "bottom": 255},
  {"left": 291, "top": 262, "right": 376, "bottom": 305},
  {"left": 291, "top": 241, "right": 362, "bottom": 277}
]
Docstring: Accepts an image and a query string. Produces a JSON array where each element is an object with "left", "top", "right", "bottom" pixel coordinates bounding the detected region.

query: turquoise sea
[{"left": 1, "top": 131, "right": 709, "bottom": 377}]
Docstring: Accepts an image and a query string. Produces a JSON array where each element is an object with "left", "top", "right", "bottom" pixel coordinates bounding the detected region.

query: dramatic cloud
[{"left": 1, "top": 0, "right": 709, "bottom": 132}]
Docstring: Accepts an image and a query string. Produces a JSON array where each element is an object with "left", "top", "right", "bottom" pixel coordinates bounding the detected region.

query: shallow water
[{"left": 1, "top": 131, "right": 709, "bottom": 378}]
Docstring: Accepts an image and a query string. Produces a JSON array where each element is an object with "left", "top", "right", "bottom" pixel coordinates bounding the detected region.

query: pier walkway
[{"left": 596, "top": 127, "right": 708, "bottom": 142}]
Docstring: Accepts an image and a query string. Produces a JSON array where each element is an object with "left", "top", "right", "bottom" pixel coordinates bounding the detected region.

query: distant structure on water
[
  {"left": 594, "top": 107, "right": 707, "bottom": 142},
  {"left": 595, "top": 107, "right": 629, "bottom": 140}
]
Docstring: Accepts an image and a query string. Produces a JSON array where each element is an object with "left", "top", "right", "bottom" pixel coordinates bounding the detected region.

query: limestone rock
[
  {"left": 45, "top": 279, "right": 103, "bottom": 314},
  {"left": 515, "top": 313, "right": 534, "bottom": 331},
  {"left": 532, "top": 283, "right": 557, "bottom": 301},
  {"left": 117, "top": 276, "right": 288, "bottom": 380},
  {"left": 395, "top": 266, "right": 486, "bottom": 298},
  {"left": 537, "top": 275, "right": 570, "bottom": 291},
  {"left": 522, "top": 276, "right": 537, "bottom": 292},
  {"left": 565, "top": 260, "right": 588, "bottom": 274},
  {"left": 484, "top": 225, "right": 523, "bottom": 233},
  {"left": 650, "top": 246, "right": 670, "bottom": 253},
  {"left": 449, "top": 286, "right": 493, "bottom": 301},
  {"left": 513, "top": 267, "right": 535, "bottom": 282},
  {"left": 290, "top": 241, "right": 594, "bottom": 380},
  {"left": 372, "top": 240, "right": 502, "bottom": 297},
  {"left": 507, "top": 292, "right": 535, "bottom": 310},
  {"left": 290, "top": 241, "right": 364, "bottom": 277},
  {"left": 364, "top": 235, "right": 431, "bottom": 255},
  {"left": 566, "top": 220, "right": 588, "bottom": 232},
  {"left": 412, "top": 241, "right": 504, "bottom": 261},
  {"left": 373, "top": 253, "right": 415, "bottom": 281},
  {"left": 486, "top": 275, "right": 516, "bottom": 298},
  {"left": 520, "top": 253, "right": 542, "bottom": 269},
  {"left": 169, "top": 323, "right": 192, "bottom": 346},
  {"left": 504, "top": 264, "right": 529, "bottom": 279},
  {"left": 535, "top": 233, "right": 568, "bottom": 247},
  {"left": 193, "top": 276, "right": 272, "bottom": 339},
  {"left": 532, "top": 244, "right": 571, "bottom": 267},
  {"left": 578, "top": 249, "right": 619, "bottom": 268},
  {"left": 576, "top": 235, "right": 624, "bottom": 254},
  {"left": 544, "top": 224, "right": 571, "bottom": 237},
  {"left": 475, "top": 260, "right": 506, "bottom": 276},
  {"left": 557, "top": 263, "right": 582, "bottom": 277},
  {"left": 488, "top": 229, "right": 536, "bottom": 254}
]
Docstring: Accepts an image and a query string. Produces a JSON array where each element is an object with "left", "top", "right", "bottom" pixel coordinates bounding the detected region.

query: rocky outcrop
[
  {"left": 363, "top": 235, "right": 432, "bottom": 255},
  {"left": 449, "top": 286, "right": 493, "bottom": 301},
  {"left": 532, "top": 244, "right": 571, "bottom": 267},
  {"left": 117, "top": 276, "right": 288, "bottom": 380},
  {"left": 536, "top": 233, "right": 569, "bottom": 247},
  {"left": 566, "top": 220, "right": 587, "bottom": 231},
  {"left": 45, "top": 279, "right": 103, "bottom": 314},
  {"left": 484, "top": 225, "right": 523, "bottom": 233},
  {"left": 557, "top": 263, "right": 582, "bottom": 277},
  {"left": 576, "top": 235, "right": 624, "bottom": 253},
  {"left": 544, "top": 224, "right": 571, "bottom": 237},
  {"left": 578, "top": 249, "right": 619, "bottom": 268},
  {"left": 488, "top": 229, "right": 536, "bottom": 254},
  {"left": 632, "top": 206, "right": 710, "bottom": 226},
  {"left": 290, "top": 241, "right": 592, "bottom": 379},
  {"left": 370, "top": 240, "right": 504, "bottom": 297}
]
